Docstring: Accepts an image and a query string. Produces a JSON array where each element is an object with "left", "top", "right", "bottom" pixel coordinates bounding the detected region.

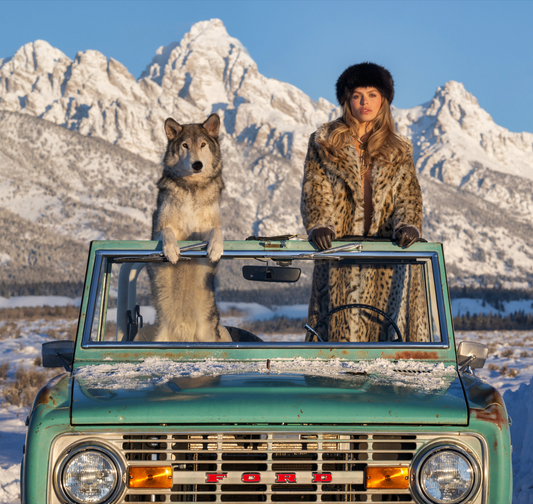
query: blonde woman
[{"left": 301, "top": 62, "right": 424, "bottom": 342}]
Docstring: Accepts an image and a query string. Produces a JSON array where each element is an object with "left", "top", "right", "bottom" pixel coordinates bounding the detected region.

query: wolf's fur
[{"left": 148, "top": 114, "right": 231, "bottom": 342}]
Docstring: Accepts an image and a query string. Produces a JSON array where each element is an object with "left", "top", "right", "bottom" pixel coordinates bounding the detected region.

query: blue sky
[{"left": 1, "top": 0, "right": 532, "bottom": 133}]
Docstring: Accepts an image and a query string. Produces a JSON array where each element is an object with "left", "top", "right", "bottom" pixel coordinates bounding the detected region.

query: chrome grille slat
[
  {"left": 126, "top": 489, "right": 414, "bottom": 494},
  {"left": 116, "top": 432, "right": 420, "bottom": 502}
]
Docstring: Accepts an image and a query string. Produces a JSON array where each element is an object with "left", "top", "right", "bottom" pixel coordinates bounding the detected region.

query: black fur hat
[{"left": 336, "top": 62, "right": 395, "bottom": 106}]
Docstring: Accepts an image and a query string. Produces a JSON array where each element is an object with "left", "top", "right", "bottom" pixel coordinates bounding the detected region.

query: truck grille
[{"left": 116, "top": 433, "right": 419, "bottom": 503}]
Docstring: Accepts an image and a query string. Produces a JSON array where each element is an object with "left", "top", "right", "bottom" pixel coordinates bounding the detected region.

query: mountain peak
[
  {"left": 1, "top": 40, "right": 69, "bottom": 75},
  {"left": 422, "top": 79, "right": 494, "bottom": 133},
  {"left": 140, "top": 17, "right": 255, "bottom": 101},
  {"left": 139, "top": 19, "right": 237, "bottom": 84},
  {"left": 394, "top": 78, "right": 533, "bottom": 189},
  {"left": 187, "top": 18, "right": 231, "bottom": 40},
  {"left": 438, "top": 80, "right": 479, "bottom": 106}
]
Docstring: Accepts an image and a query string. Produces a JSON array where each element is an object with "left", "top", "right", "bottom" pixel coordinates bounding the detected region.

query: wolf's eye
[
  {"left": 201, "top": 142, "right": 206, "bottom": 148},
  {"left": 182, "top": 143, "right": 189, "bottom": 149}
]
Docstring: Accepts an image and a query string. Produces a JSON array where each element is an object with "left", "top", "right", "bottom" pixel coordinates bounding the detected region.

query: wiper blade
[
  {"left": 296, "top": 242, "right": 362, "bottom": 260},
  {"left": 320, "top": 243, "right": 362, "bottom": 254},
  {"left": 112, "top": 242, "right": 209, "bottom": 263}
]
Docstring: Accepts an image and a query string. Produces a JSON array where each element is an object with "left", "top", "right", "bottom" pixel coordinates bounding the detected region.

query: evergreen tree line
[
  {"left": 453, "top": 311, "right": 533, "bottom": 331},
  {"left": 449, "top": 286, "right": 533, "bottom": 303}
]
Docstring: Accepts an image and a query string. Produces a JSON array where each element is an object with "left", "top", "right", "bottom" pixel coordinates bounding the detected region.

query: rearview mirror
[{"left": 242, "top": 265, "right": 301, "bottom": 283}]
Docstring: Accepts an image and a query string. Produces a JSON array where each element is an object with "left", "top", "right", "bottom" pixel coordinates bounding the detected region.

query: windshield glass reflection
[{"left": 87, "top": 255, "right": 442, "bottom": 345}]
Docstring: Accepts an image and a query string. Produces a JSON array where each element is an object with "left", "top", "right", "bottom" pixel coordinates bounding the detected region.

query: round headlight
[
  {"left": 58, "top": 447, "right": 121, "bottom": 504},
  {"left": 417, "top": 447, "right": 478, "bottom": 504}
]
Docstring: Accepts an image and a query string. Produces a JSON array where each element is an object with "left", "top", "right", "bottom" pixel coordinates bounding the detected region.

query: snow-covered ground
[
  {"left": 218, "top": 301, "right": 309, "bottom": 321},
  {"left": 0, "top": 302, "right": 532, "bottom": 503},
  {"left": 0, "top": 296, "right": 80, "bottom": 309},
  {"left": 5, "top": 295, "right": 531, "bottom": 319},
  {"left": 0, "top": 312, "right": 74, "bottom": 503}
]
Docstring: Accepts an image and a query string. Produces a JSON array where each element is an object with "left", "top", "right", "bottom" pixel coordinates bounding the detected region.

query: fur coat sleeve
[
  {"left": 300, "top": 122, "right": 423, "bottom": 239},
  {"left": 300, "top": 133, "right": 338, "bottom": 236}
]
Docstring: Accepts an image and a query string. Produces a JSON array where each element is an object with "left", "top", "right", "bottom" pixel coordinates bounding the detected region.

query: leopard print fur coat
[{"left": 301, "top": 121, "right": 426, "bottom": 343}]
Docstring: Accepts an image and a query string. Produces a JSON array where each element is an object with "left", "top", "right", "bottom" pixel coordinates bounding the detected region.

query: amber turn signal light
[
  {"left": 366, "top": 467, "right": 409, "bottom": 489},
  {"left": 129, "top": 466, "right": 173, "bottom": 488}
]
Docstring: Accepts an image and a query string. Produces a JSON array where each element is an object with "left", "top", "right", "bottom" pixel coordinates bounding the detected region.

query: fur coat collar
[{"left": 301, "top": 121, "right": 422, "bottom": 238}]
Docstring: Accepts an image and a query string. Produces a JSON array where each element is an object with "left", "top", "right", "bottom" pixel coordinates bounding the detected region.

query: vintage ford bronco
[{"left": 24, "top": 238, "right": 512, "bottom": 504}]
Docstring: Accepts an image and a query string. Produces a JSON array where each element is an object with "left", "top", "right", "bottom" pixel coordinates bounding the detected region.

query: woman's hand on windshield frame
[
  {"left": 396, "top": 225, "right": 420, "bottom": 248},
  {"left": 309, "top": 227, "right": 335, "bottom": 250}
]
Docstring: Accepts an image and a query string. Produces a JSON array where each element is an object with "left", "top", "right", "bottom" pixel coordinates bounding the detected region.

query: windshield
[{"left": 85, "top": 250, "right": 444, "bottom": 346}]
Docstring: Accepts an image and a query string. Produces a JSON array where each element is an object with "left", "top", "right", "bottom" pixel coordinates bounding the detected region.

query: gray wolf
[{"left": 147, "top": 113, "right": 231, "bottom": 342}]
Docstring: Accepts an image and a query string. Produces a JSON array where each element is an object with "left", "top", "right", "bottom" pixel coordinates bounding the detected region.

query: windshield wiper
[
  {"left": 112, "top": 242, "right": 209, "bottom": 263},
  {"left": 296, "top": 242, "right": 362, "bottom": 260}
]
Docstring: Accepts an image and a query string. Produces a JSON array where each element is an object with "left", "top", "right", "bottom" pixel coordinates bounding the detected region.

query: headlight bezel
[
  {"left": 54, "top": 443, "right": 125, "bottom": 504},
  {"left": 412, "top": 442, "right": 481, "bottom": 504}
]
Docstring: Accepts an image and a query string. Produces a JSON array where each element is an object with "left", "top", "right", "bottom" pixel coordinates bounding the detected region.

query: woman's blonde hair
[{"left": 317, "top": 97, "right": 410, "bottom": 167}]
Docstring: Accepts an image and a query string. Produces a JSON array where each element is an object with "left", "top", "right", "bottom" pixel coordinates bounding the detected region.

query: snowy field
[
  {"left": 0, "top": 296, "right": 80, "bottom": 310},
  {"left": 0, "top": 298, "right": 532, "bottom": 503}
]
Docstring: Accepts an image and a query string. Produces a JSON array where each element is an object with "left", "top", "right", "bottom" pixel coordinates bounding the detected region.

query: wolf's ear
[
  {"left": 202, "top": 114, "right": 220, "bottom": 139},
  {"left": 165, "top": 118, "right": 183, "bottom": 141}
]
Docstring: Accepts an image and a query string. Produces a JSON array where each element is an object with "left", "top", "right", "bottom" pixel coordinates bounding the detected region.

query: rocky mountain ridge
[
  {"left": 0, "top": 20, "right": 336, "bottom": 163},
  {"left": 395, "top": 81, "right": 533, "bottom": 223},
  {"left": 1, "top": 19, "right": 532, "bottom": 292}
]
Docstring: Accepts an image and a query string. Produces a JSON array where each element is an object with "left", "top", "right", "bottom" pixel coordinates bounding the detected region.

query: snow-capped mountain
[
  {"left": 394, "top": 81, "right": 533, "bottom": 222},
  {"left": 0, "top": 19, "right": 336, "bottom": 163},
  {"left": 393, "top": 81, "right": 533, "bottom": 287},
  {"left": 0, "top": 19, "right": 532, "bottom": 292},
  {"left": 0, "top": 110, "right": 160, "bottom": 294}
]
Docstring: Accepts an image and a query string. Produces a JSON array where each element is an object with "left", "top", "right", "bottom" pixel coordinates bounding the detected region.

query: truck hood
[{"left": 71, "top": 359, "right": 467, "bottom": 425}]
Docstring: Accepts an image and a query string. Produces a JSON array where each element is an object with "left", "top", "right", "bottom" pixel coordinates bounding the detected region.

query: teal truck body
[{"left": 22, "top": 239, "right": 512, "bottom": 504}]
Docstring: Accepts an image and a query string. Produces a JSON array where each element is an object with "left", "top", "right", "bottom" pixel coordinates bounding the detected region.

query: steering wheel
[{"left": 305, "top": 303, "right": 403, "bottom": 343}]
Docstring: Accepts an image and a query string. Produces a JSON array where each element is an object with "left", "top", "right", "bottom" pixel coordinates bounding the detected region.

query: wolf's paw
[
  {"left": 207, "top": 238, "right": 223, "bottom": 262},
  {"left": 163, "top": 241, "right": 181, "bottom": 264}
]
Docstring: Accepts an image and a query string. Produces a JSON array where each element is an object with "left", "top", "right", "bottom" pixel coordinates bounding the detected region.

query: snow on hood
[{"left": 74, "top": 357, "right": 456, "bottom": 392}]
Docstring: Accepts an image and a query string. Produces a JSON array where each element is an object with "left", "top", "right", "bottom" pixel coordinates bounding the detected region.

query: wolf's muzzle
[{"left": 192, "top": 161, "right": 203, "bottom": 172}]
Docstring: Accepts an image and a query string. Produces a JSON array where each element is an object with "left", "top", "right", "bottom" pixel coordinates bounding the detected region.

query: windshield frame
[{"left": 80, "top": 246, "right": 451, "bottom": 351}]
